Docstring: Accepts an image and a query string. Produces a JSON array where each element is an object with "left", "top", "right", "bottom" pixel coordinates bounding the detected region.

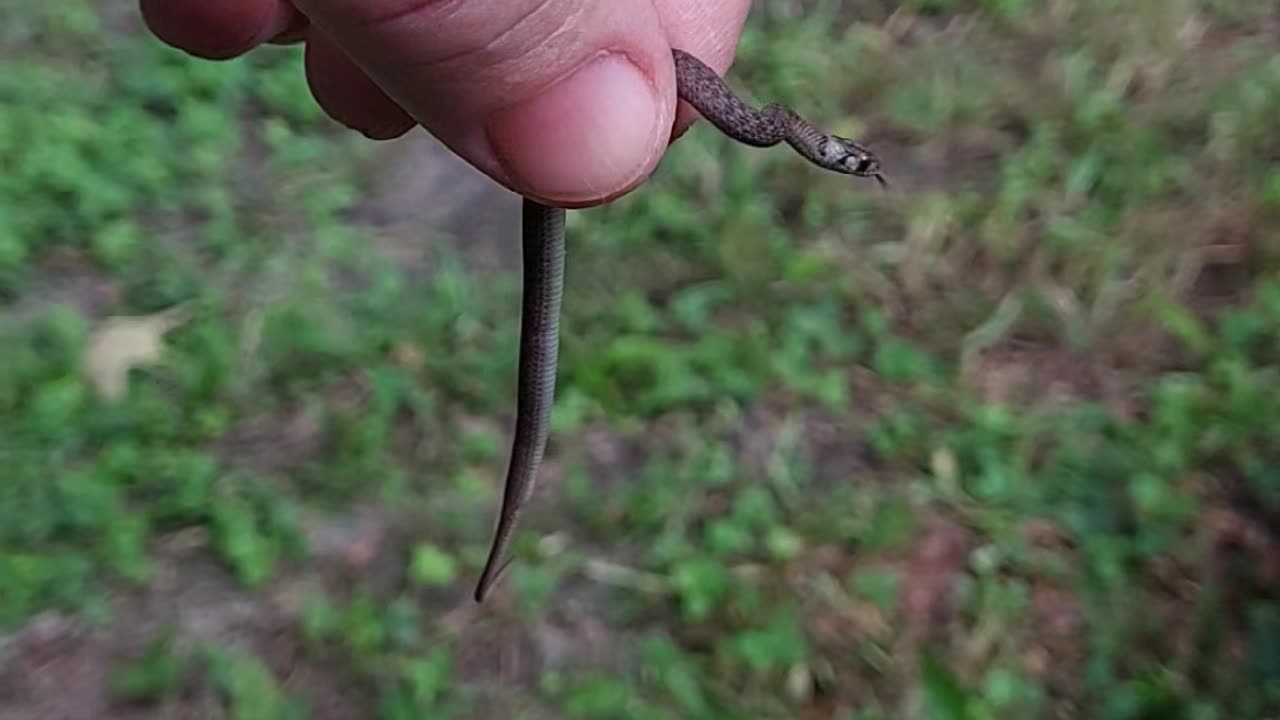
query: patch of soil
[
  {"left": 0, "top": 527, "right": 392, "bottom": 720},
  {"left": 896, "top": 513, "right": 974, "bottom": 637},
  {"left": 0, "top": 614, "right": 111, "bottom": 720},
  {"left": 963, "top": 340, "right": 1140, "bottom": 418},
  {"left": 4, "top": 248, "right": 122, "bottom": 326},
  {"left": 353, "top": 133, "right": 522, "bottom": 279}
]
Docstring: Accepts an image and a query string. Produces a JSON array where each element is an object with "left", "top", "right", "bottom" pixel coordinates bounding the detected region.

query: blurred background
[{"left": 3, "top": 1, "right": 1279, "bottom": 718}]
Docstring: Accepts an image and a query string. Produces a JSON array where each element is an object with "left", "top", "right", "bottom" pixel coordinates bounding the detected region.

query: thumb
[{"left": 293, "top": 0, "right": 678, "bottom": 207}]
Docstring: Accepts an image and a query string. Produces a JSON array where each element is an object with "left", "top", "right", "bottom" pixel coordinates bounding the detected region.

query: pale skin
[{"left": 139, "top": 0, "right": 754, "bottom": 208}]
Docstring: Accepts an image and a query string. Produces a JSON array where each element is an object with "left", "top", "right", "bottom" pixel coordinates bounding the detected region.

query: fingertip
[
  {"left": 486, "top": 52, "right": 670, "bottom": 207},
  {"left": 304, "top": 33, "right": 416, "bottom": 140},
  {"left": 657, "top": 0, "right": 750, "bottom": 143},
  {"left": 140, "top": 0, "right": 302, "bottom": 59}
]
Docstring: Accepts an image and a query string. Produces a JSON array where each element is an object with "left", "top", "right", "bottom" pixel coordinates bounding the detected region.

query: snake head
[{"left": 825, "top": 136, "right": 887, "bottom": 188}]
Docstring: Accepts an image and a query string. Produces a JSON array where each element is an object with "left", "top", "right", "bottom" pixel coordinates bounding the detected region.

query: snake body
[{"left": 474, "top": 48, "right": 884, "bottom": 602}]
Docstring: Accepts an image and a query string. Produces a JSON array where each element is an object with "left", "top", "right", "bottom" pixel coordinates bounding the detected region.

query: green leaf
[
  {"left": 920, "top": 654, "right": 977, "bottom": 720},
  {"left": 408, "top": 543, "right": 458, "bottom": 587}
]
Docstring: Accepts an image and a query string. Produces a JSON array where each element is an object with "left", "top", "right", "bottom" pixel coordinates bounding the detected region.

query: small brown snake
[{"left": 474, "top": 48, "right": 885, "bottom": 602}]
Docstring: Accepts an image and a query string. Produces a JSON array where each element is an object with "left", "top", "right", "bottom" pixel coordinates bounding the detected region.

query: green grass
[{"left": 3, "top": 0, "right": 1279, "bottom": 718}]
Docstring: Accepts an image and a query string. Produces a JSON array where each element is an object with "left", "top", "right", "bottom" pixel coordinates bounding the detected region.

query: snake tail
[{"left": 474, "top": 200, "right": 566, "bottom": 602}]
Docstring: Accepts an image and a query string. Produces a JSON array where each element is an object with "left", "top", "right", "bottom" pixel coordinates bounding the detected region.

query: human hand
[{"left": 140, "top": 0, "right": 752, "bottom": 208}]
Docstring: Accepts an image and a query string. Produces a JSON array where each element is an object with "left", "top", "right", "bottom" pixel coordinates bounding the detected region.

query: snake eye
[
  {"left": 844, "top": 147, "right": 888, "bottom": 188},
  {"left": 827, "top": 136, "right": 880, "bottom": 176}
]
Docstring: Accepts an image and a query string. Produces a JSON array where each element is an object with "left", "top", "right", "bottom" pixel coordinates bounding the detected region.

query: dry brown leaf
[{"left": 81, "top": 304, "right": 190, "bottom": 400}]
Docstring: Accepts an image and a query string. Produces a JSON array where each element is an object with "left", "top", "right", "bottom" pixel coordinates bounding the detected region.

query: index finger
[{"left": 139, "top": 0, "right": 303, "bottom": 59}]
